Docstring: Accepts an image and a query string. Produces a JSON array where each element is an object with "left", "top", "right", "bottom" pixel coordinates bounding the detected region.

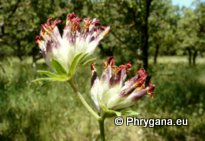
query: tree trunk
[
  {"left": 98, "top": 44, "right": 113, "bottom": 57},
  {"left": 141, "top": 0, "right": 152, "bottom": 70},
  {"left": 193, "top": 50, "right": 198, "bottom": 66},
  {"left": 30, "top": 46, "right": 41, "bottom": 68},
  {"left": 187, "top": 48, "right": 192, "bottom": 65},
  {"left": 16, "top": 41, "right": 23, "bottom": 62},
  {"left": 154, "top": 44, "right": 159, "bottom": 64}
]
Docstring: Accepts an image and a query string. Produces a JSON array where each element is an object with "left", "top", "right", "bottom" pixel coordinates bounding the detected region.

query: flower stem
[
  {"left": 69, "top": 80, "right": 100, "bottom": 120},
  {"left": 98, "top": 116, "right": 105, "bottom": 141}
]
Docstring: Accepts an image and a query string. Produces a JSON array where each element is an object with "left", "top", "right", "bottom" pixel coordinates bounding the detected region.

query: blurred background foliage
[{"left": 0, "top": 0, "right": 205, "bottom": 141}]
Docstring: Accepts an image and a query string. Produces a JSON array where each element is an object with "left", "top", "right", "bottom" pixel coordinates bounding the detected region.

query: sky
[
  {"left": 172, "top": 0, "right": 205, "bottom": 8},
  {"left": 172, "top": 0, "right": 193, "bottom": 8}
]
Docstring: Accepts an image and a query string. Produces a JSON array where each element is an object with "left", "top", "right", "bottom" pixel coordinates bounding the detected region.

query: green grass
[
  {"left": 149, "top": 56, "right": 205, "bottom": 64},
  {"left": 0, "top": 56, "right": 205, "bottom": 141}
]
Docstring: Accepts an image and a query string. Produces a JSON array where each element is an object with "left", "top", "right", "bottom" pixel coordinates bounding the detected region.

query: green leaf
[
  {"left": 32, "top": 78, "right": 61, "bottom": 82},
  {"left": 121, "top": 110, "right": 140, "bottom": 116},
  {"left": 37, "top": 70, "right": 70, "bottom": 81},
  {"left": 68, "top": 53, "right": 88, "bottom": 77},
  {"left": 79, "top": 53, "right": 89, "bottom": 64},
  {"left": 51, "top": 59, "right": 67, "bottom": 74},
  {"left": 101, "top": 105, "right": 122, "bottom": 117},
  {"left": 37, "top": 70, "right": 59, "bottom": 77},
  {"left": 82, "top": 57, "right": 96, "bottom": 66},
  {"left": 106, "top": 109, "right": 122, "bottom": 117}
]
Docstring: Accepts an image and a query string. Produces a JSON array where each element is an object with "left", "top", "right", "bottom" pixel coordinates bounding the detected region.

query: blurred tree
[
  {"left": 88, "top": 0, "right": 153, "bottom": 70},
  {"left": 149, "top": 0, "right": 180, "bottom": 64},
  {"left": 177, "top": 1, "right": 205, "bottom": 65},
  {"left": 194, "top": 1, "right": 205, "bottom": 63},
  {"left": 0, "top": 0, "right": 71, "bottom": 63},
  {"left": 141, "top": 0, "right": 152, "bottom": 70},
  {"left": 1, "top": 0, "right": 204, "bottom": 67},
  {"left": 0, "top": 0, "right": 38, "bottom": 61}
]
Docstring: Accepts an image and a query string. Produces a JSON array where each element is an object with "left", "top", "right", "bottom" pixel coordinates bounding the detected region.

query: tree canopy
[{"left": 1, "top": 0, "right": 205, "bottom": 67}]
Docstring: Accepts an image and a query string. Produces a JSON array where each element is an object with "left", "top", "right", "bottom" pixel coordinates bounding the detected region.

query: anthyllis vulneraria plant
[
  {"left": 35, "top": 13, "right": 110, "bottom": 81},
  {"left": 90, "top": 57, "right": 155, "bottom": 140},
  {"left": 34, "top": 13, "right": 155, "bottom": 141},
  {"left": 91, "top": 57, "right": 155, "bottom": 111}
]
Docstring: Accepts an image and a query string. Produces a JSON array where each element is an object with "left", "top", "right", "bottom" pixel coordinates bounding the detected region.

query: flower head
[
  {"left": 36, "top": 13, "right": 110, "bottom": 79},
  {"left": 90, "top": 57, "right": 155, "bottom": 111}
]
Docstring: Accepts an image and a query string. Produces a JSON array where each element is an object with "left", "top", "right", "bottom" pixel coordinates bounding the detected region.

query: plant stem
[
  {"left": 69, "top": 79, "right": 106, "bottom": 141},
  {"left": 69, "top": 80, "right": 100, "bottom": 120},
  {"left": 98, "top": 115, "right": 105, "bottom": 141}
]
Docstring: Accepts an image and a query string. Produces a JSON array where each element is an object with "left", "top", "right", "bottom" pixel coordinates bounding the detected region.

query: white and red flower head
[
  {"left": 90, "top": 57, "right": 155, "bottom": 111},
  {"left": 36, "top": 13, "right": 110, "bottom": 78}
]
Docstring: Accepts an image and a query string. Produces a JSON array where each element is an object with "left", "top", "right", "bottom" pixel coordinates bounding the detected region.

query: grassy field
[
  {"left": 149, "top": 56, "right": 205, "bottom": 64},
  {"left": 0, "top": 56, "right": 205, "bottom": 141}
]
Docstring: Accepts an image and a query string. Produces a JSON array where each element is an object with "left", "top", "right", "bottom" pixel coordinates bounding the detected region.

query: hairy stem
[
  {"left": 69, "top": 80, "right": 100, "bottom": 120},
  {"left": 99, "top": 115, "right": 105, "bottom": 141}
]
